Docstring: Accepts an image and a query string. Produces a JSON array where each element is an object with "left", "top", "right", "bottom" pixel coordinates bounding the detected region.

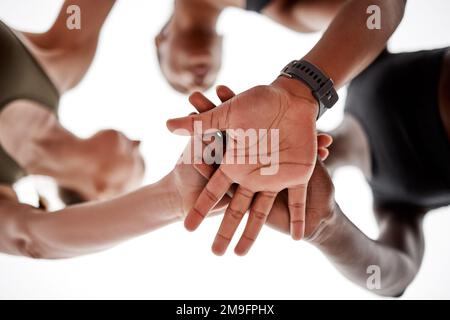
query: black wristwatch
[{"left": 280, "top": 60, "right": 338, "bottom": 119}]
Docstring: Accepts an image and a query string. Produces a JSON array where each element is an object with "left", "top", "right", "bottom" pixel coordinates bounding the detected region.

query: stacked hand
[
  {"left": 169, "top": 86, "right": 237, "bottom": 217},
  {"left": 168, "top": 81, "right": 331, "bottom": 255}
]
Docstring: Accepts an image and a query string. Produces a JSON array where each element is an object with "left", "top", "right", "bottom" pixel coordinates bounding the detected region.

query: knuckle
[
  {"left": 252, "top": 209, "right": 268, "bottom": 221},
  {"left": 216, "top": 233, "right": 232, "bottom": 242},
  {"left": 227, "top": 207, "right": 245, "bottom": 220},
  {"left": 242, "top": 234, "right": 256, "bottom": 242},
  {"left": 260, "top": 192, "right": 276, "bottom": 199},
  {"left": 236, "top": 188, "right": 253, "bottom": 199},
  {"left": 289, "top": 202, "right": 305, "bottom": 209},
  {"left": 204, "top": 188, "right": 219, "bottom": 203},
  {"left": 192, "top": 208, "right": 206, "bottom": 218}
]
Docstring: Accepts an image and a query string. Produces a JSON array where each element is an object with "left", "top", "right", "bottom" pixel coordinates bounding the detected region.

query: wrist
[
  {"left": 159, "top": 172, "right": 184, "bottom": 221},
  {"left": 305, "top": 201, "right": 338, "bottom": 244},
  {"left": 272, "top": 76, "right": 319, "bottom": 117}
]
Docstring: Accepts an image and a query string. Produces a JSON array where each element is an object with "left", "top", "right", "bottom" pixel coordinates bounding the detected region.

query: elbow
[
  {"left": 15, "top": 229, "right": 52, "bottom": 260},
  {"left": 14, "top": 216, "right": 60, "bottom": 260},
  {"left": 376, "top": 283, "right": 410, "bottom": 298},
  {"left": 371, "top": 259, "right": 419, "bottom": 298}
]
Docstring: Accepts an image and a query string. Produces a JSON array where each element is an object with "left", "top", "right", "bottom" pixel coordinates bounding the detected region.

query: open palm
[{"left": 168, "top": 84, "right": 319, "bottom": 255}]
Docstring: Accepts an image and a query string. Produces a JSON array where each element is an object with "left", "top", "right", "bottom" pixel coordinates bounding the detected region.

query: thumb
[{"left": 317, "top": 133, "right": 333, "bottom": 148}]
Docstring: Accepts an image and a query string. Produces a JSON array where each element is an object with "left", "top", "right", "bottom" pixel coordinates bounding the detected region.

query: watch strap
[{"left": 280, "top": 60, "right": 338, "bottom": 119}]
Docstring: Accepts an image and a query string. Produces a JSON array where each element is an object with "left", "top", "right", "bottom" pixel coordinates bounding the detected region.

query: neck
[
  {"left": 0, "top": 101, "right": 99, "bottom": 198},
  {"left": 25, "top": 127, "right": 102, "bottom": 200}
]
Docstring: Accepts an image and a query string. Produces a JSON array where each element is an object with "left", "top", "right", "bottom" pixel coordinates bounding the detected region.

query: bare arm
[
  {"left": 20, "top": 0, "right": 116, "bottom": 92},
  {"left": 307, "top": 203, "right": 424, "bottom": 297},
  {"left": 264, "top": 161, "right": 424, "bottom": 297},
  {"left": 266, "top": 200, "right": 424, "bottom": 297},
  {"left": 27, "top": 0, "right": 116, "bottom": 47},
  {"left": 303, "top": 0, "right": 407, "bottom": 88},
  {"left": 263, "top": 0, "right": 346, "bottom": 33},
  {"left": 0, "top": 174, "right": 181, "bottom": 259}
]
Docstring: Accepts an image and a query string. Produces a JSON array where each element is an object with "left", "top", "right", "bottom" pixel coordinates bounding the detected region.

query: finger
[
  {"left": 184, "top": 169, "right": 233, "bottom": 231},
  {"left": 212, "top": 186, "right": 254, "bottom": 256},
  {"left": 167, "top": 104, "right": 230, "bottom": 135},
  {"left": 234, "top": 191, "right": 277, "bottom": 256},
  {"left": 193, "top": 162, "right": 216, "bottom": 179},
  {"left": 216, "top": 85, "right": 236, "bottom": 103},
  {"left": 317, "top": 133, "right": 333, "bottom": 148},
  {"left": 318, "top": 148, "right": 330, "bottom": 161},
  {"left": 189, "top": 91, "right": 216, "bottom": 113},
  {"left": 214, "top": 194, "right": 232, "bottom": 213},
  {"left": 288, "top": 185, "right": 307, "bottom": 240}
]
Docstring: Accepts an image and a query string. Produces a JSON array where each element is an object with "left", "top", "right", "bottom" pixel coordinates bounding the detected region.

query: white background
[{"left": 0, "top": 0, "right": 450, "bottom": 300}]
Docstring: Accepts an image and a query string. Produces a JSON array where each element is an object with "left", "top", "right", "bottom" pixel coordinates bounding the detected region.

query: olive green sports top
[{"left": 0, "top": 20, "right": 60, "bottom": 185}]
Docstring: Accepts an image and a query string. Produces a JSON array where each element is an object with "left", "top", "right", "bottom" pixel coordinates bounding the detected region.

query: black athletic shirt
[
  {"left": 0, "top": 20, "right": 59, "bottom": 185},
  {"left": 246, "top": 0, "right": 272, "bottom": 12},
  {"left": 345, "top": 48, "right": 450, "bottom": 209}
]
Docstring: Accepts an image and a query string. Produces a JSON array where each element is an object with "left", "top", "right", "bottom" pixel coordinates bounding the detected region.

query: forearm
[
  {"left": 307, "top": 203, "right": 418, "bottom": 297},
  {"left": 303, "top": 0, "right": 406, "bottom": 88},
  {"left": 43, "top": 0, "right": 116, "bottom": 46},
  {"left": 3, "top": 175, "right": 181, "bottom": 259}
]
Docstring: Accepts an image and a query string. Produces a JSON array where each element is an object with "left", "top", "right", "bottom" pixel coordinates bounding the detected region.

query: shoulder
[
  {"left": 373, "top": 201, "right": 427, "bottom": 225},
  {"left": 0, "top": 185, "right": 18, "bottom": 202}
]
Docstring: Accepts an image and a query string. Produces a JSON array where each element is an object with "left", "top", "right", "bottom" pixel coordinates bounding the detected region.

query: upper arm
[{"left": 374, "top": 202, "right": 426, "bottom": 268}]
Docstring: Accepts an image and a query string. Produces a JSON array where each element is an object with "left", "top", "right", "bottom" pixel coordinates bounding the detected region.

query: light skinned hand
[{"left": 169, "top": 86, "right": 237, "bottom": 218}]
